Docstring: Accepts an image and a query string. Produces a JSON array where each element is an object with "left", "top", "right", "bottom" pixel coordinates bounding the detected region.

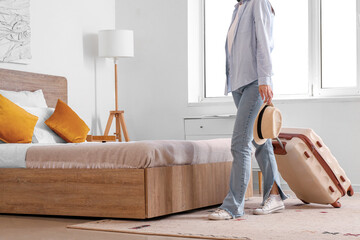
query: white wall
[
  {"left": 0, "top": 0, "right": 115, "bottom": 135},
  {"left": 116, "top": 0, "right": 360, "bottom": 190},
  {"left": 115, "top": 0, "right": 188, "bottom": 140}
]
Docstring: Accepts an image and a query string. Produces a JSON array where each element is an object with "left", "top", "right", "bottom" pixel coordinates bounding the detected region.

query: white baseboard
[{"left": 350, "top": 184, "right": 360, "bottom": 193}]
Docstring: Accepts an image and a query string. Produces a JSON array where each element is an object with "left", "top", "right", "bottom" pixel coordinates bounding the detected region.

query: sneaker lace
[
  {"left": 262, "top": 197, "right": 274, "bottom": 210},
  {"left": 214, "top": 208, "right": 224, "bottom": 213}
]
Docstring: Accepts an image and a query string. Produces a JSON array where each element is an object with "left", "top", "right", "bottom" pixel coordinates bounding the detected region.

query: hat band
[{"left": 257, "top": 105, "right": 269, "bottom": 140}]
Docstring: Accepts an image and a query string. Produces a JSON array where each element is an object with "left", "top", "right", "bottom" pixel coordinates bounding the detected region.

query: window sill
[
  {"left": 188, "top": 95, "right": 360, "bottom": 107},
  {"left": 273, "top": 95, "right": 360, "bottom": 104},
  {"left": 188, "top": 97, "right": 233, "bottom": 107}
]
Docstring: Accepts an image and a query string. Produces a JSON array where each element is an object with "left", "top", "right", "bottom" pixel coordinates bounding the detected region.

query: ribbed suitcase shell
[{"left": 272, "top": 128, "right": 354, "bottom": 208}]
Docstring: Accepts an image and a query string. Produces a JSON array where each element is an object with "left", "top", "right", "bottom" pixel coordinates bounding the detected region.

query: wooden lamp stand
[{"left": 104, "top": 60, "right": 129, "bottom": 142}]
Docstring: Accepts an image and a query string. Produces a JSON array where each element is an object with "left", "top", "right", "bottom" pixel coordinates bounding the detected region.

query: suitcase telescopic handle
[{"left": 274, "top": 133, "right": 346, "bottom": 196}]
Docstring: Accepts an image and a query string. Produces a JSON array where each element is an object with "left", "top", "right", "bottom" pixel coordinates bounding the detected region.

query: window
[
  {"left": 204, "top": 0, "right": 234, "bottom": 98},
  {"left": 188, "top": 0, "right": 360, "bottom": 103},
  {"left": 319, "top": 0, "right": 359, "bottom": 95},
  {"left": 271, "top": 0, "right": 309, "bottom": 96}
]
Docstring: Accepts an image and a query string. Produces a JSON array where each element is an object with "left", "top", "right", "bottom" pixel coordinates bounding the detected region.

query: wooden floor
[{"left": 0, "top": 214, "right": 195, "bottom": 240}]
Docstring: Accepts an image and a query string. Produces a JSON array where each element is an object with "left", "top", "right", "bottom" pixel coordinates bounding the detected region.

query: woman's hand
[{"left": 259, "top": 85, "right": 273, "bottom": 104}]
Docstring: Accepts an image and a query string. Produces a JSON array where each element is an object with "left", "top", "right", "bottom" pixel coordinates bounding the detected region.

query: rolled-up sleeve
[{"left": 254, "top": 0, "right": 273, "bottom": 86}]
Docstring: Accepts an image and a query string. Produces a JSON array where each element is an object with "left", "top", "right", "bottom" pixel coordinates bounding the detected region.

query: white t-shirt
[{"left": 227, "top": 4, "right": 242, "bottom": 55}]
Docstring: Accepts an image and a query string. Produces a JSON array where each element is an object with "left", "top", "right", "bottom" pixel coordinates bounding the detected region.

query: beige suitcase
[{"left": 272, "top": 128, "right": 354, "bottom": 208}]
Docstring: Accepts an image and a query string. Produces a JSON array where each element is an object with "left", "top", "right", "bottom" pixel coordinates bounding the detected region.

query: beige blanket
[{"left": 26, "top": 139, "right": 232, "bottom": 169}]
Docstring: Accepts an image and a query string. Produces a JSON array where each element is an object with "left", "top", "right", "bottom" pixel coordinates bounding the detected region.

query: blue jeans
[{"left": 219, "top": 80, "right": 288, "bottom": 218}]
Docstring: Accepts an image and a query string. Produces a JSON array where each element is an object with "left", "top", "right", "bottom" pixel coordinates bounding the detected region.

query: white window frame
[
  {"left": 313, "top": 0, "right": 360, "bottom": 97},
  {"left": 188, "top": 0, "right": 360, "bottom": 104},
  {"left": 188, "top": 0, "right": 232, "bottom": 104}
]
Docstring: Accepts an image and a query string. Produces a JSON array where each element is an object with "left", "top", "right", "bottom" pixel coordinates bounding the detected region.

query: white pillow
[
  {"left": 22, "top": 107, "right": 66, "bottom": 144},
  {"left": 0, "top": 89, "right": 48, "bottom": 108}
]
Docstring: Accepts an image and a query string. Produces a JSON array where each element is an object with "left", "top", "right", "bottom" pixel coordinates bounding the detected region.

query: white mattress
[{"left": 0, "top": 143, "right": 32, "bottom": 168}]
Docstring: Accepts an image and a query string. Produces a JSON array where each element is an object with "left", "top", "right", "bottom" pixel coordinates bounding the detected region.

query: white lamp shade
[{"left": 98, "top": 30, "right": 134, "bottom": 58}]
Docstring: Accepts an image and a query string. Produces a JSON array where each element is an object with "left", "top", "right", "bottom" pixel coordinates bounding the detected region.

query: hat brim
[
  {"left": 253, "top": 102, "right": 273, "bottom": 145},
  {"left": 253, "top": 134, "right": 267, "bottom": 145}
]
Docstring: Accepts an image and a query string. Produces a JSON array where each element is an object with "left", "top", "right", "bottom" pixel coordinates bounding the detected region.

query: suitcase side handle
[
  {"left": 277, "top": 133, "right": 346, "bottom": 196},
  {"left": 272, "top": 141, "right": 287, "bottom": 155}
]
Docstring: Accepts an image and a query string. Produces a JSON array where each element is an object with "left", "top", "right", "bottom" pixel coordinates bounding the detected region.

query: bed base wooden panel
[
  {"left": 0, "top": 162, "right": 252, "bottom": 219},
  {"left": 0, "top": 168, "right": 146, "bottom": 219},
  {"left": 146, "top": 161, "right": 253, "bottom": 218}
]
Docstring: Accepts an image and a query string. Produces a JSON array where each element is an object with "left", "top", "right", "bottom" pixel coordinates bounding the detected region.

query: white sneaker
[
  {"left": 208, "top": 209, "right": 232, "bottom": 220},
  {"left": 253, "top": 194, "right": 285, "bottom": 215}
]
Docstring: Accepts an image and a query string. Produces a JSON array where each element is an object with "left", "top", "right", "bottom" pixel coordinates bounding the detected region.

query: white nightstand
[{"left": 184, "top": 115, "right": 263, "bottom": 194}]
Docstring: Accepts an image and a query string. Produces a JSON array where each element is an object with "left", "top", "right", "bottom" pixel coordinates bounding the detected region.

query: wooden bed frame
[{"left": 0, "top": 68, "right": 253, "bottom": 219}]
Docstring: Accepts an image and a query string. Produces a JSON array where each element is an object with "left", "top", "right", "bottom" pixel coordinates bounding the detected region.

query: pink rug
[{"left": 68, "top": 194, "right": 360, "bottom": 240}]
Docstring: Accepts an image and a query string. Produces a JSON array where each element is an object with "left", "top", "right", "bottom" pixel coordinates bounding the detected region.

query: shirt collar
[{"left": 235, "top": 0, "right": 250, "bottom": 8}]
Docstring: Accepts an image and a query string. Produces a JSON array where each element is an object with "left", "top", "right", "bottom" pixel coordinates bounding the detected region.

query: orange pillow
[
  {"left": 45, "top": 99, "right": 90, "bottom": 143},
  {"left": 0, "top": 94, "right": 38, "bottom": 143}
]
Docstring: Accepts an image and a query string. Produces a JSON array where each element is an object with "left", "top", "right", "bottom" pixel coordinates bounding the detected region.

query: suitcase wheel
[
  {"left": 300, "top": 199, "right": 310, "bottom": 204},
  {"left": 331, "top": 201, "right": 341, "bottom": 208},
  {"left": 347, "top": 185, "right": 354, "bottom": 197}
]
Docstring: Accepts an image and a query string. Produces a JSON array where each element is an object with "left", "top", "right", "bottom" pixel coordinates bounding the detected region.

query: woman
[{"left": 208, "top": 0, "right": 288, "bottom": 220}]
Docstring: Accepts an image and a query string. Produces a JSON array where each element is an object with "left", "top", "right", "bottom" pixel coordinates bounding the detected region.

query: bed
[{"left": 0, "top": 68, "right": 253, "bottom": 219}]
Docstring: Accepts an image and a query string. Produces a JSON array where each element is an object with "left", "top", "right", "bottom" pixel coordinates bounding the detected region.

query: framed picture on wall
[{"left": 0, "top": 0, "right": 31, "bottom": 64}]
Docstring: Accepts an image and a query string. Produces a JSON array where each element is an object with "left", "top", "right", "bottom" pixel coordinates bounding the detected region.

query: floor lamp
[{"left": 98, "top": 29, "right": 134, "bottom": 142}]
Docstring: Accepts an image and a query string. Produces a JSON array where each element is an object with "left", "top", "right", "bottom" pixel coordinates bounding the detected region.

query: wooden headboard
[{"left": 0, "top": 68, "right": 67, "bottom": 108}]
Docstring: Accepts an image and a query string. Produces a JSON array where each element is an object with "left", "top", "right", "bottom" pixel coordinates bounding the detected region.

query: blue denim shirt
[{"left": 225, "top": 0, "right": 274, "bottom": 95}]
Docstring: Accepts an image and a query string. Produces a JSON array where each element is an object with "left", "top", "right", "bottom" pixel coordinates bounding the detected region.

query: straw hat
[{"left": 253, "top": 103, "right": 282, "bottom": 145}]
